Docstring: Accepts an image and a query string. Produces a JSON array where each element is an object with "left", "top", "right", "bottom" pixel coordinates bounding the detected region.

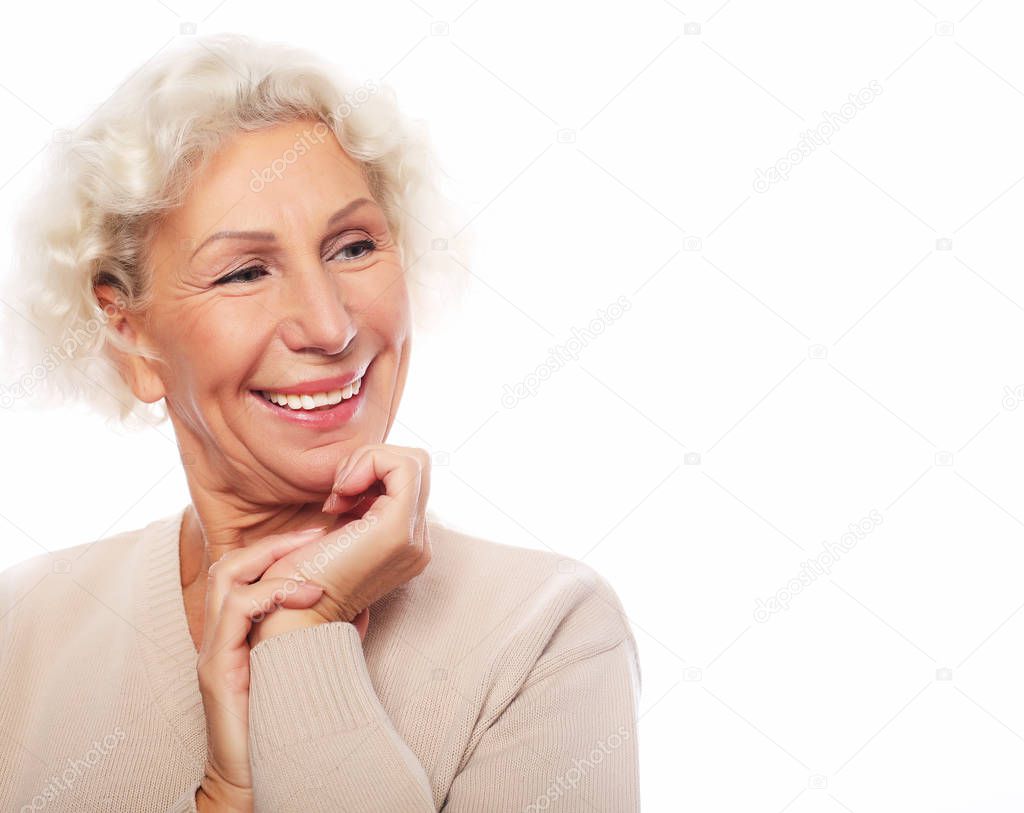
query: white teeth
[{"left": 259, "top": 375, "right": 363, "bottom": 411}]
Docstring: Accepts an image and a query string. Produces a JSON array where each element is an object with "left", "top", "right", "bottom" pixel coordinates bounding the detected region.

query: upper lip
[{"left": 255, "top": 364, "right": 368, "bottom": 396}]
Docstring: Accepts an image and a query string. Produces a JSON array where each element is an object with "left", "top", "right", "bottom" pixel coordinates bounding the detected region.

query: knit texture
[{"left": 0, "top": 506, "right": 642, "bottom": 811}]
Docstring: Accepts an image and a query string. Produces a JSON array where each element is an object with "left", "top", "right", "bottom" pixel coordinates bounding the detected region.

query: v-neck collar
[{"left": 134, "top": 505, "right": 206, "bottom": 748}]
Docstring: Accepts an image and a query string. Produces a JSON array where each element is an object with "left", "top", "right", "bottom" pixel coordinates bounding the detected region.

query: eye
[
  {"left": 212, "top": 238, "right": 377, "bottom": 285},
  {"left": 331, "top": 238, "right": 377, "bottom": 262},
  {"left": 214, "top": 264, "right": 269, "bottom": 285}
]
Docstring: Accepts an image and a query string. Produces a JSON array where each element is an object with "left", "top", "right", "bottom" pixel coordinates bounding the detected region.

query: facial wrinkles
[
  {"left": 162, "top": 263, "right": 352, "bottom": 499},
  {"left": 134, "top": 122, "right": 413, "bottom": 529},
  {"left": 142, "top": 267, "right": 245, "bottom": 493},
  {"left": 158, "top": 302, "right": 222, "bottom": 445}
]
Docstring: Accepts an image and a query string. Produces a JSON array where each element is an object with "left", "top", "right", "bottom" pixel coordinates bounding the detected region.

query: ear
[{"left": 94, "top": 284, "right": 167, "bottom": 404}]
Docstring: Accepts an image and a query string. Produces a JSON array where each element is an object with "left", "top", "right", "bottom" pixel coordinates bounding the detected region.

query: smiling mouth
[{"left": 255, "top": 375, "right": 363, "bottom": 412}]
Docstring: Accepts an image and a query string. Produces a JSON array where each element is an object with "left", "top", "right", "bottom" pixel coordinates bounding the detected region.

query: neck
[
  {"left": 167, "top": 411, "right": 375, "bottom": 592},
  {"left": 178, "top": 489, "right": 337, "bottom": 591}
]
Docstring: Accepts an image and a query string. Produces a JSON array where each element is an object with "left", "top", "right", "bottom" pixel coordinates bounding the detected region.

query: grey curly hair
[{"left": 2, "top": 32, "right": 471, "bottom": 429}]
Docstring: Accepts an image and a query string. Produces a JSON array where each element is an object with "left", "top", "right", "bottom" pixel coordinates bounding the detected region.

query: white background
[{"left": 3, "top": 1, "right": 1024, "bottom": 811}]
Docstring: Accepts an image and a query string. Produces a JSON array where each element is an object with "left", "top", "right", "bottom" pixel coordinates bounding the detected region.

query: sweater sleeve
[
  {"left": 164, "top": 780, "right": 201, "bottom": 812},
  {"left": 247, "top": 618, "right": 642, "bottom": 812},
  {"left": 247, "top": 621, "right": 435, "bottom": 812},
  {"left": 441, "top": 634, "right": 642, "bottom": 811}
]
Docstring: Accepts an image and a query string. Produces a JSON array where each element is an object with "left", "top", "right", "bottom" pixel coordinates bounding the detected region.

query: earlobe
[{"left": 125, "top": 353, "right": 168, "bottom": 405}]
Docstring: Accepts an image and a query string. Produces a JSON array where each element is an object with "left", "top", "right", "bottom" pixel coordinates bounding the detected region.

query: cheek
[
  {"left": 355, "top": 265, "right": 411, "bottom": 344},
  {"left": 173, "top": 303, "right": 268, "bottom": 389}
]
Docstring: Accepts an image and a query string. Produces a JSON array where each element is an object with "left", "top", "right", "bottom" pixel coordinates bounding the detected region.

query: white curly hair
[{"left": 2, "top": 32, "right": 472, "bottom": 429}]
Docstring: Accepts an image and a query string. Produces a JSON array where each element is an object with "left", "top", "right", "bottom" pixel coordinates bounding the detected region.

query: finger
[
  {"left": 201, "top": 528, "right": 323, "bottom": 650},
  {"left": 330, "top": 453, "right": 420, "bottom": 543},
  {"left": 331, "top": 444, "right": 374, "bottom": 490},
  {"left": 323, "top": 445, "right": 377, "bottom": 513},
  {"left": 421, "top": 521, "right": 433, "bottom": 567},
  {"left": 398, "top": 447, "right": 432, "bottom": 547},
  {"left": 332, "top": 447, "right": 422, "bottom": 511},
  {"left": 333, "top": 444, "right": 430, "bottom": 496},
  {"left": 322, "top": 489, "right": 371, "bottom": 515},
  {"left": 208, "top": 577, "right": 324, "bottom": 657},
  {"left": 345, "top": 447, "right": 430, "bottom": 545},
  {"left": 384, "top": 446, "right": 432, "bottom": 532}
]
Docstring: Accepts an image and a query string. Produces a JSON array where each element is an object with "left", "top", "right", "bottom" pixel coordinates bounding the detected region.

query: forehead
[{"left": 168, "top": 119, "right": 371, "bottom": 237}]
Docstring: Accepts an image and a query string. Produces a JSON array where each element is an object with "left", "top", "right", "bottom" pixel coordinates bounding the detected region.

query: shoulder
[
  {"left": 410, "top": 512, "right": 639, "bottom": 676},
  {"left": 0, "top": 510, "right": 176, "bottom": 627}
]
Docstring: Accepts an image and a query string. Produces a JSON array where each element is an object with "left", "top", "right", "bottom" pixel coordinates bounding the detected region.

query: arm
[
  {"left": 164, "top": 781, "right": 201, "bottom": 812},
  {"left": 245, "top": 620, "right": 642, "bottom": 812},
  {"left": 441, "top": 633, "right": 641, "bottom": 811},
  {"left": 247, "top": 621, "right": 436, "bottom": 812}
]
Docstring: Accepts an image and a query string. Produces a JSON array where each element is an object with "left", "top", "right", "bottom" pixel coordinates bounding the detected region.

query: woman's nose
[{"left": 278, "top": 257, "right": 356, "bottom": 355}]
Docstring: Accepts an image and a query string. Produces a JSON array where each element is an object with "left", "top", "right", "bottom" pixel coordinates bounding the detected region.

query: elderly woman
[{"left": 0, "top": 33, "right": 641, "bottom": 813}]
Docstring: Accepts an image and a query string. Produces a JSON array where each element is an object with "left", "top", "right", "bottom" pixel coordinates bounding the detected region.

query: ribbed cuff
[
  {"left": 165, "top": 779, "right": 201, "bottom": 812},
  {"left": 247, "top": 621, "right": 380, "bottom": 760}
]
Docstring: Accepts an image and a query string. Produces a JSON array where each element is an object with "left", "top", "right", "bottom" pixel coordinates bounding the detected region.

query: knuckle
[
  {"left": 205, "top": 570, "right": 222, "bottom": 594},
  {"left": 402, "top": 465, "right": 423, "bottom": 494},
  {"left": 264, "top": 581, "right": 289, "bottom": 604},
  {"left": 344, "top": 443, "right": 373, "bottom": 464},
  {"left": 207, "top": 552, "right": 235, "bottom": 580}
]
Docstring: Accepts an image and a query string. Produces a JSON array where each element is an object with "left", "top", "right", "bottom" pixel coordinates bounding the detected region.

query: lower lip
[{"left": 250, "top": 371, "right": 367, "bottom": 430}]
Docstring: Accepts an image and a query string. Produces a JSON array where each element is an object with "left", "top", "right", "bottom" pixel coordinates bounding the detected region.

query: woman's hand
[
  {"left": 195, "top": 527, "right": 329, "bottom": 811},
  {"left": 248, "top": 444, "right": 432, "bottom": 646}
]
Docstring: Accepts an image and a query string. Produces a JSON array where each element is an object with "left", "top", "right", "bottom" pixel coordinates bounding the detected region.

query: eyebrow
[{"left": 189, "top": 197, "right": 375, "bottom": 260}]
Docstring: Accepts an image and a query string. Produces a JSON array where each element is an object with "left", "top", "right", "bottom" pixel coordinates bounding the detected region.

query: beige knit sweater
[{"left": 0, "top": 506, "right": 642, "bottom": 811}]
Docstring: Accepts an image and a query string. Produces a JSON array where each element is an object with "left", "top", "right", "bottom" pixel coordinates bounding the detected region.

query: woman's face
[{"left": 120, "top": 118, "right": 411, "bottom": 504}]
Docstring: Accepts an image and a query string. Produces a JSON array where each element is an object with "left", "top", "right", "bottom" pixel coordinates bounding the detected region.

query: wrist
[
  {"left": 197, "top": 776, "right": 253, "bottom": 812},
  {"left": 248, "top": 606, "right": 331, "bottom": 649}
]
